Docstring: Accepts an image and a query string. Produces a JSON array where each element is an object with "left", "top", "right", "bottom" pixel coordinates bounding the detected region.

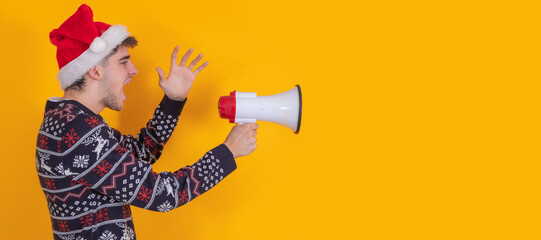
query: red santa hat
[{"left": 50, "top": 4, "right": 130, "bottom": 90}]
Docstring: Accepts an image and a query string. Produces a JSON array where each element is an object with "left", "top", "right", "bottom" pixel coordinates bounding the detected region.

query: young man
[{"left": 36, "top": 4, "right": 257, "bottom": 240}]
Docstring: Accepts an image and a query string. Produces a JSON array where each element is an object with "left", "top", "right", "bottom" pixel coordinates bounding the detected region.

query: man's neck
[{"left": 63, "top": 89, "right": 104, "bottom": 114}]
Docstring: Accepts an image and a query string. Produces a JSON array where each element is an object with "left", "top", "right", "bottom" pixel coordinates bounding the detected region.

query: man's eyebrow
[{"left": 119, "top": 55, "right": 130, "bottom": 61}]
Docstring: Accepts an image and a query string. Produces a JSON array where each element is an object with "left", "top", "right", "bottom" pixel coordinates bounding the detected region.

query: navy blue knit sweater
[{"left": 36, "top": 96, "right": 236, "bottom": 240}]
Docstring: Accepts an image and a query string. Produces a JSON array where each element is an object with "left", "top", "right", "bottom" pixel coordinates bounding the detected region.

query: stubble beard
[
  {"left": 103, "top": 90, "right": 122, "bottom": 111},
  {"left": 101, "top": 74, "right": 123, "bottom": 111}
]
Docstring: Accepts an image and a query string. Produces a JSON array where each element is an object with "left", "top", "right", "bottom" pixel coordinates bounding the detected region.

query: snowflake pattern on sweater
[{"left": 36, "top": 96, "right": 237, "bottom": 240}]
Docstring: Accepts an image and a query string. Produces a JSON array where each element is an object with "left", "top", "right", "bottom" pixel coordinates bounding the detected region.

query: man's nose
[{"left": 129, "top": 62, "right": 138, "bottom": 76}]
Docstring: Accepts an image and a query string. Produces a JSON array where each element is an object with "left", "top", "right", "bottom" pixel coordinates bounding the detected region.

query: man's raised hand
[{"left": 156, "top": 46, "right": 209, "bottom": 101}]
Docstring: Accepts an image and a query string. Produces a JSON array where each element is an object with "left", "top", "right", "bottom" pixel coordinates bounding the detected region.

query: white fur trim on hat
[{"left": 57, "top": 25, "right": 130, "bottom": 90}]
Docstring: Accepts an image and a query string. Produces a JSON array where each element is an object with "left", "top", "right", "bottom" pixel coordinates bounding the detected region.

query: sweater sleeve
[
  {"left": 55, "top": 112, "right": 237, "bottom": 212},
  {"left": 113, "top": 95, "right": 186, "bottom": 164}
]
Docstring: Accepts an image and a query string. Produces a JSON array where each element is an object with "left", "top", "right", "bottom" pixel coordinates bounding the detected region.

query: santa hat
[{"left": 50, "top": 4, "right": 130, "bottom": 90}]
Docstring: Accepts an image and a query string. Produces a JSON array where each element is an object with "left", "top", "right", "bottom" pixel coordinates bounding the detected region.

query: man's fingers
[
  {"left": 242, "top": 123, "right": 258, "bottom": 129},
  {"left": 193, "top": 61, "right": 209, "bottom": 76},
  {"left": 188, "top": 53, "right": 203, "bottom": 71},
  {"left": 179, "top": 48, "right": 194, "bottom": 66},
  {"left": 170, "top": 46, "right": 180, "bottom": 67},
  {"left": 251, "top": 142, "right": 257, "bottom": 152},
  {"left": 240, "top": 123, "right": 258, "bottom": 128}
]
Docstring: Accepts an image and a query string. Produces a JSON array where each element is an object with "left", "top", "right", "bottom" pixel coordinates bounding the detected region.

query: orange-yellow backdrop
[{"left": 0, "top": 0, "right": 540, "bottom": 239}]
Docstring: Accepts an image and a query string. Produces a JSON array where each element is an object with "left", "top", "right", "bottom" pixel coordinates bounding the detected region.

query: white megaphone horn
[{"left": 218, "top": 85, "right": 302, "bottom": 134}]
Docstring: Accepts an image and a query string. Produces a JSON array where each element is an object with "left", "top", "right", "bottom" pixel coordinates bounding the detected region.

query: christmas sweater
[{"left": 35, "top": 96, "right": 237, "bottom": 240}]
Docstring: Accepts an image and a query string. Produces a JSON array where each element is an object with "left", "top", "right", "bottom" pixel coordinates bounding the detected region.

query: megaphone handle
[{"left": 235, "top": 118, "right": 256, "bottom": 124}]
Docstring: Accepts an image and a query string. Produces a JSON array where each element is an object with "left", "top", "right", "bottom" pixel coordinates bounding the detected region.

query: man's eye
[{"left": 121, "top": 62, "right": 127, "bottom": 65}]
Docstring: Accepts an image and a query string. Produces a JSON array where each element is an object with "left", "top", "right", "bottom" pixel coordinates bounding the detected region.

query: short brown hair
[
  {"left": 106, "top": 36, "right": 138, "bottom": 60},
  {"left": 65, "top": 36, "right": 138, "bottom": 91}
]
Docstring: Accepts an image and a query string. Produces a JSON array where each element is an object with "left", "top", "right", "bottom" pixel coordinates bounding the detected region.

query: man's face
[{"left": 100, "top": 46, "right": 138, "bottom": 111}]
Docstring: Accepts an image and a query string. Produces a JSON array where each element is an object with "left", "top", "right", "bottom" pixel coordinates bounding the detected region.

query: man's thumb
[{"left": 156, "top": 67, "right": 165, "bottom": 81}]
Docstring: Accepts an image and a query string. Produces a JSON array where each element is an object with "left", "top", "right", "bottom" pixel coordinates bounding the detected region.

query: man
[{"left": 36, "top": 4, "right": 258, "bottom": 240}]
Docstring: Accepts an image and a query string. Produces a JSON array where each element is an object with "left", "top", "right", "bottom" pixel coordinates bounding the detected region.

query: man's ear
[{"left": 87, "top": 65, "right": 104, "bottom": 81}]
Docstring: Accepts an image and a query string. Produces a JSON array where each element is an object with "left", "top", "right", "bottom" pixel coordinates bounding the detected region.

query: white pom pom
[{"left": 89, "top": 37, "right": 107, "bottom": 53}]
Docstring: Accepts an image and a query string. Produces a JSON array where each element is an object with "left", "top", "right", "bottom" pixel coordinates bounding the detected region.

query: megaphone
[{"left": 218, "top": 85, "right": 302, "bottom": 134}]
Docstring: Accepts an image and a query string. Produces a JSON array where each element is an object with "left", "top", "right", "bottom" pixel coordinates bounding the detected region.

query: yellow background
[{"left": 0, "top": 0, "right": 539, "bottom": 239}]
